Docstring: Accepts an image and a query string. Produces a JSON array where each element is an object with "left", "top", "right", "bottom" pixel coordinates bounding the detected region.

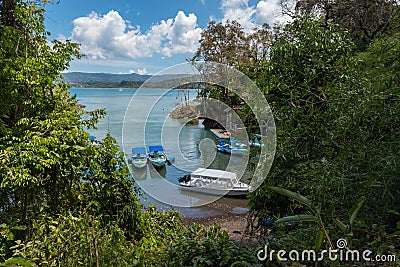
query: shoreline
[
  {"left": 179, "top": 200, "right": 259, "bottom": 245},
  {"left": 182, "top": 211, "right": 260, "bottom": 246},
  {"left": 182, "top": 212, "right": 247, "bottom": 237}
]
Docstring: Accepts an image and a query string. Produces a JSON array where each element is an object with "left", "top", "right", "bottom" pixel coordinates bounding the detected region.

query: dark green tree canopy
[
  {"left": 0, "top": 0, "right": 142, "bottom": 245},
  {"left": 280, "top": 0, "right": 399, "bottom": 47},
  {"left": 195, "top": 13, "right": 400, "bottom": 258}
]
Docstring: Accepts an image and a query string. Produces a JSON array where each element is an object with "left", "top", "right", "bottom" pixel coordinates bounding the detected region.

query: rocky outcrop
[
  {"left": 169, "top": 101, "right": 225, "bottom": 130},
  {"left": 169, "top": 105, "right": 197, "bottom": 119}
]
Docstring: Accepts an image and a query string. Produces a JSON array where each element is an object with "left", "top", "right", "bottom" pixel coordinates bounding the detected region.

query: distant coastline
[
  {"left": 68, "top": 81, "right": 144, "bottom": 88},
  {"left": 64, "top": 71, "right": 195, "bottom": 88}
]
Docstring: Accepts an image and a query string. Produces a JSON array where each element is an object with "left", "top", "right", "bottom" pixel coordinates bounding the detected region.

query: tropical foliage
[
  {"left": 0, "top": 1, "right": 256, "bottom": 266},
  {"left": 192, "top": 2, "right": 400, "bottom": 266},
  {"left": 1, "top": 0, "right": 399, "bottom": 266}
]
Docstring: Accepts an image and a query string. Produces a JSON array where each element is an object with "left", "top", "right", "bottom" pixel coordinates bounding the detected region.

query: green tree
[
  {"left": 248, "top": 16, "right": 400, "bottom": 257},
  {"left": 192, "top": 20, "right": 274, "bottom": 131},
  {"left": 0, "top": 2, "right": 263, "bottom": 266},
  {"left": 281, "top": 0, "right": 399, "bottom": 48},
  {"left": 248, "top": 15, "right": 358, "bottom": 225},
  {"left": 0, "top": 1, "right": 143, "bottom": 260},
  {"left": 193, "top": 20, "right": 249, "bottom": 66}
]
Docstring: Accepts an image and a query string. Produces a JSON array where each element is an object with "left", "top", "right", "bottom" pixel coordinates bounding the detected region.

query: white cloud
[
  {"left": 221, "top": 0, "right": 256, "bottom": 32},
  {"left": 72, "top": 11, "right": 141, "bottom": 59},
  {"left": 221, "top": 0, "right": 248, "bottom": 9},
  {"left": 255, "top": 1, "right": 277, "bottom": 25},
  {"left": 159, "top": 11, "right": 203, "bottom": 57},
  {"left": 255, "top": 0, "right": 291, "bottom": 25},
  {"left": 125, "top": 68, "right": 147, "bottom": 75},
  {"left": 220, "top": 0, "right": 290, "bottom": 32},
  {"left": 71, "top": 10, "right": 202, "bottom": 60},
  {"left": 68, "top": 1, "right": 290, "bottom": 66},
  {"left": 137, "top": 68, "right": 147, "bottom": 75}
]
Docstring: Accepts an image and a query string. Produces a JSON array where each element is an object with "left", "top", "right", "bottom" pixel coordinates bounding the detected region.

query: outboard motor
[
  {"left": 178, "top": 175, "right": 186, "bottom": 183},
  {"left": 178, "top": 174, "right": 191, "bottom": 183}
]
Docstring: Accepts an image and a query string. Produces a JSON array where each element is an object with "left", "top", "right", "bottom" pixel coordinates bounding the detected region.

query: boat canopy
[
  {"left": 191, "top": 168, "right": 237, "bottom": 180},
  {"left": 132, "top": 147, "right": 147, "bottom": 155},
  {"left": 148, "top": 145, "right": 164, "bottom": 152}
]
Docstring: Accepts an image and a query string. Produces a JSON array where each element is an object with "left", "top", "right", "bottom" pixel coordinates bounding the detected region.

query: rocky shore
[
  {"left": 169, "top": 104, "right": 197, "bottom": 119},
  {"left": 169, "top": 104, "right": 224, "bottom": 129}
]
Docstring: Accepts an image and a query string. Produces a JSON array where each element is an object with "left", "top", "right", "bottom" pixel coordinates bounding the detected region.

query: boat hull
[
  {"left": 131, "top": 147, "right": 148, "bottom": 168},
  {"left": 147, "top": 147, "right": 169, "bottom": 168},
  {"left": 216, "top": 145, "right": 247, "bottom": 156},
  {"left": 178, "top": 184, "right": 248, "bottom": 198},
  {"left": 229, "top": 149, "right": 247, "bottom": 156},
  {"left": 132, "top": 160, "right": 147, "bottom": 168},
  {"left": 178, "top": 168, "right": 251, "bottom": 198},
  {"left": 149, "top": 159, "right": 166, "bottom": 167},
  {"left": 216, "top": 145, "right": 228, "bottom": 153}
]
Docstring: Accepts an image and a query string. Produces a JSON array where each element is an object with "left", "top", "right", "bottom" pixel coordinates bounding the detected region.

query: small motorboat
[
  {"left": 130, "top": 147, "right": 148, "bottom": 168},
  {"left": 178, "top": 168, "right": 251, "bottom": 197},
  {"left": 216, "top": 139, "right": 248, "bottom": 156},
  {"left": 148, "top": 145, "right": 174, "bottom": 168},
  {"left": 88, "top": 135, "right": 102, "bottom": 146}
]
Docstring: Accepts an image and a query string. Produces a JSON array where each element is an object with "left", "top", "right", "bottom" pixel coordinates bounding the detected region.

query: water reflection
[
  {"left": 148, "top": 164, "right": 166, "bottom": 178},
  {"left": 131, "top": 166, "right": 147, "bottom": 180}
]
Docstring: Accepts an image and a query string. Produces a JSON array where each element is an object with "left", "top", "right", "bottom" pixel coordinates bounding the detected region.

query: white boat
[
  {"left": 178, "top": 168, "right": 251, "bottom": 197},
  {"left": 148, "top": 145, "right": 170, "bottom": 168},
  {"left": 216, "top": 139, "right": 248, "bottom": 156},
  {"left": 130, "top": 147, "right": 147, "bottom": 168}
]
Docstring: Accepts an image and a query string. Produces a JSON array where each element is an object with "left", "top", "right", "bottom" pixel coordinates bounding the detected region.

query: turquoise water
[
  {"left": 70, "top": 88, "right": 248, "bottom": 216},
  {"left": 70, "top": 88, "right": 137, "bottom": 142}
]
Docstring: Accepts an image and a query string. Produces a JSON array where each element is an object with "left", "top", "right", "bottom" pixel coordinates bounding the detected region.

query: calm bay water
[{"left": 70, "top": 88, "right": 248, "bottom": 217}]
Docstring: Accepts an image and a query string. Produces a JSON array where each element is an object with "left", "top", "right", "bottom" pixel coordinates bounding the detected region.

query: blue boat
[
  {"left": 148, "top": 145, "right": 174, "bottom": 167},
  {"left": 130, "top": 147, "right": 148, "bottom": 168},
  {"left": 88, "top": 135, "right": 102, "bottom": 146},
  {"left": 216, "top": 139, "right": 248, "bottom": 156}
]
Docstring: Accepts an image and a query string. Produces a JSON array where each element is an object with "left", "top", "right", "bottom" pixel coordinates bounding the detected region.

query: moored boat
[
  {"left": 130, "top": 147, "right": 148, "bottom": 168},
  {"left": 210, "top": 128, "right": 231, "bottom": 139},
  {"left": 88, "top": 135, "right": 102, "bottom": 146},
  {"left": 148, "top": 145, "right": 174, "bottom": 167},
  {"left": 216, "top": 139, "right": 248, "bottom": 156},
  {"left": 178, "top": 168, "right": 251, "bottom": 197}
]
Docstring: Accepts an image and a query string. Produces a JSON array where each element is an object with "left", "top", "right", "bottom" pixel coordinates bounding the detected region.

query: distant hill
[
  {"left": 63, "top": 72, "right": 151, "bottom": 83},
  {"left": 63, "top": 72, "right": 195, "bottom": 88}
]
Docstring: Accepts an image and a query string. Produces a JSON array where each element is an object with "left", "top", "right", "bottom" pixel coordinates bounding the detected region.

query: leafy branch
[{"left": 270, "top": 186, "right": 366, "bottom": 251}]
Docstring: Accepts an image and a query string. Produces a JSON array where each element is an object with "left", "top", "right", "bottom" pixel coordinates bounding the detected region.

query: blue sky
[{"left": 45, "top": 0, "right": 288, "bottom": 74}]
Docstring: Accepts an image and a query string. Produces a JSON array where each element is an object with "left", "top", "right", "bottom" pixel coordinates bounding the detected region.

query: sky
[{"left": 44, "top": 0, "right": 289, "bottom": 75}]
